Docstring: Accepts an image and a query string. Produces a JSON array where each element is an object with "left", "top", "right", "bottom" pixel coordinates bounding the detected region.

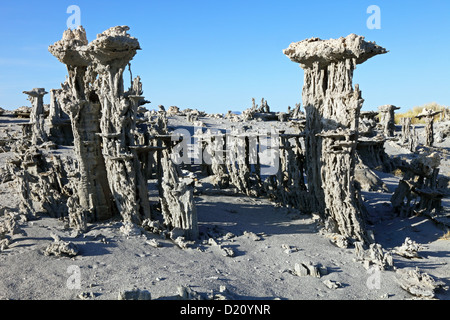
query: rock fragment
[
  {"left": 396, "top": 268, "right": 445, "bottom": 299},
  {"left": 118, "top": 289, "right": 151, "bottom": 300},
  {"left": 43, "top": 234, "right": 79, "bottom": 257},
  {"left": 392, "top": 237, "right": 423, "bottom": 259},
  {"left": 293, "top": 262, "right": 325, "bottom": 278},
  {"left": 281, "top": 244, "right": 299, "bottom": 254},
  {"left": 220, "top": 246, "right": 235, "bottom": 257},
  {"left": 354, "top": 242, "right": 393, "bottom": 270},
  {"left": 323, "top": 279, "right": 342, "bottom": 290},
  {"left": 177, "top": 285, "right": 204, "bottom": 300},
  {"left": 119, "top": 222, "right": 142, "bottom": 237},
  {"left": 243, "top": 231, "right": 262, "bottom": 241},
  {"left": 78, "top": 292, "right": 95, "bottom": 300},
  {"left": 146, "top": 239, "right": 162, "bottom": 248}
]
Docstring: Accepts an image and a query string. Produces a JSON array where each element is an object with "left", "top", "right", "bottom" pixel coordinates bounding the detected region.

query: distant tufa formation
[
  {"left": 415, "top": 108, "right": 443, "bottom": 147},
  {"left": 378, "top": 105, "right": 400, "bottom": 138},
  {"left": 22, "top": 88, "right": 49, "bottom": 146},
  {"left": 194, "top": 127, "right": 310, "bottom": 212}
]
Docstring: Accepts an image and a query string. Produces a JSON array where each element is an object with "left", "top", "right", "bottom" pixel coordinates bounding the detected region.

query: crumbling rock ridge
[{"left": 284, "top": 34, "right": 388, "bottom": 244}]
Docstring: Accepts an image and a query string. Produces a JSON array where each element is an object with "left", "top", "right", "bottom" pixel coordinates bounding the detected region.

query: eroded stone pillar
[
  {"left": 47, "top": 89, "right": 73, "bottom": 146},
  {"left": 378, "top": 104, "right": 400, "bottom": 137},
  {"left": 284, "top": 34, "right": 387, "bottom": 243},
  {"left": 49, "top": 26, "right": 152, "bottom": 226},
  {"left": 88, "top": 26, "right": 151, "bottom": 225},
  {"left": 400, "top": 117, "right": 412, "bottom": 145},
  {"left": 23, "top": 88, "right": 48, "bottom": 145},
  {"left": 49, "top": 27, "right": 117, "bottom": 225},
  {"left": 416, "top": 109, "right": 443, "bottom": 147}
]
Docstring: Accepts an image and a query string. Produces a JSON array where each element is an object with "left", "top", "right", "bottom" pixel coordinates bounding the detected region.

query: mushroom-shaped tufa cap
[
  {"left": 23, "top": 88, "right": 48, "bottom": 97},
  {"left": 416, "top": 108, "right": 443, "bottom": 119},
  {"left": 49, "top": 26, "right": 140, "bottom": 67},
  {"left": 378, "top": 104, "right": 401, "bottom": 112},
  {"left": 88, "top": 26, "right": 141, "bottom": 64},
  {"left": 48, "top": 26, "right": 90, "bottom": 67},
  {"left": 283, "top": 33, "right": 388, "bottom": 69}
]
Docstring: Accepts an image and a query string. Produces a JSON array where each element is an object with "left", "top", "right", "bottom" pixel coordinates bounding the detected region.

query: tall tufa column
[
  {"left": 284, "top": 34, "right": 387, "bottom": 243},
  {"left": 378, "top": 104, "right": 400, "bottom": 137},
  {"left": 49, "top": 27, "right": 117, "bottom": 225},
  {"left": 47, "top": 88, "right": 74, "bottom": 146},
  {"left": 87, "top": 26, "right": 151, "bottom": 225},
  {"left": 23, "top": 88, "right": 48, "bottom": 145},
  {"left": 415, "top": 108, "right": 443, "bottom": 147},
  {"left": 49, "top": 26, "right": 152, "bottom": 226}
]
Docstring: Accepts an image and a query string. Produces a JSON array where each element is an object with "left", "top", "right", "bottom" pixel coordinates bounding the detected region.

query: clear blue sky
[{"left": 0, "top": 0, "right": 449, "bottom": 113}]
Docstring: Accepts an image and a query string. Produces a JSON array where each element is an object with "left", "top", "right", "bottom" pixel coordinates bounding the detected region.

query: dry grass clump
[
  {"left": 395, "top": 103, "right": 449, "bottom": 125},
  {"left": 392, "top": 168, "right": 404, "bottom": 177},
  {"left": 439, "top": 229, "right": 450, "bottom": 241}
]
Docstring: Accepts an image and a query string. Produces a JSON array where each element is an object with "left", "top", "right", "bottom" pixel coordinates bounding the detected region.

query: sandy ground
[{"left": 0, "top": 114, "right": 449, "bottom": 301}]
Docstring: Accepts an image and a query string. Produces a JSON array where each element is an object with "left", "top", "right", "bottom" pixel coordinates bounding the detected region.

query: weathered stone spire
[
  {"left": 49, "top": 26, "right": 150, "bottom": 226},
  {"left": 23, "top": 88, "right": 48, "bottom": 145},
  {"left": 49, "top": 26, "right": 116, "bottom": 226},
  {"left": 416, "top": 108, "right": 443, "bottom": 147},
  {"left": 284, "top": 34, "right": 387, "bottom": 243},
  {"left": 378, "top": 104, "right": 400, "bottom": 137}
]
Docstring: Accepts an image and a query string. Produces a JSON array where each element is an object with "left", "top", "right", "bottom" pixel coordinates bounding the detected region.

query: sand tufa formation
[
  {"left": 284, "top": 34, "right": 388, "bottom": 244},
  {"left": 48, "top": 26, "right": 198, "bottom": 239}
]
